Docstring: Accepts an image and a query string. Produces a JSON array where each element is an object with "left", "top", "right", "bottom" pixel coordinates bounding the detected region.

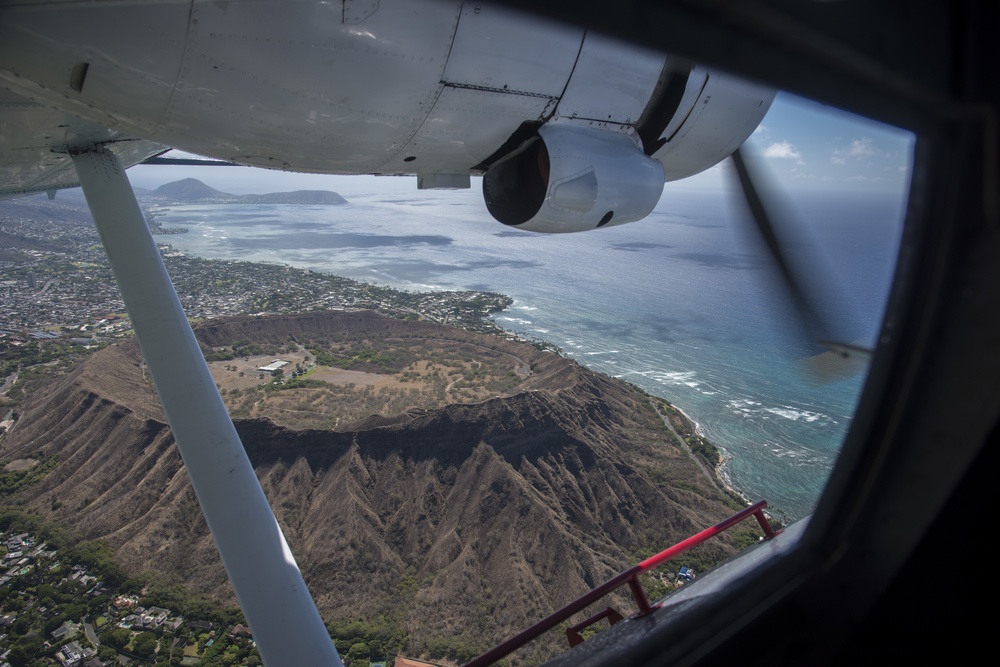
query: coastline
[
  {"left": 672, "top": 402, "right": 758, "bottom": 511},
  {"left": 146, "top": 200, "right": 822, "bottom": 520},
  {"left": 491, "top": 305, "right": 752, "bottom": 503}
]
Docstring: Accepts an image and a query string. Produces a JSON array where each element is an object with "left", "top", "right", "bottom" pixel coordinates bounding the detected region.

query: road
[{"left": 83, "top": 617, "right": 100, "bottom": 646}]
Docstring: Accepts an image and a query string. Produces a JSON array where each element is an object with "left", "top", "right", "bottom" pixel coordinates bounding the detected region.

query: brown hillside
[{"left": 0, "top": 311, "right": 752, "bottom": 663}]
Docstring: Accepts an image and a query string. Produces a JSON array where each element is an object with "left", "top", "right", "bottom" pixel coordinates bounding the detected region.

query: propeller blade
[
  {"left": 803, "top": 341, "right": 874, "bottom": 383},
  {"left": 730, "top": 146, "right": 827, "bottom": 343},
  {"left": 729, "top": 145, "right": 869, "bottom": 381}
]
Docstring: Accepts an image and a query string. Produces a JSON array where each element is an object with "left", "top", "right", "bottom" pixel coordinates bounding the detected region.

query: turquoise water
[{"left": 156, "top": 183, "right": 904, "bottom": 520}]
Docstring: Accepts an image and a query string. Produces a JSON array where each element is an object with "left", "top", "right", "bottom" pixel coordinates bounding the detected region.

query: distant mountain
[
  {"left": 244, "top": 190, "right": 347, "bottom": 205},
  {"left": 148, "top": 178, "right": 346, "bottom": 204},
  {"left": 152, "top": 178, "right": 229, "bottom": 201}
]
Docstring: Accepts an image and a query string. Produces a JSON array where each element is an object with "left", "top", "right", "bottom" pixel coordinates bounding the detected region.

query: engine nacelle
[{"left": 482, "top": 124, "right": 665, "bottom": 233}]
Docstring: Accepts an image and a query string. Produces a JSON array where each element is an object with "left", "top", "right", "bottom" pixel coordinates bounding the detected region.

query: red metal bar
[
  {"left": 626, "top": 575, "right": 652, "bottom": 615},
  {"left": 462, "top": 566, "right": 643, "bottom": 667},
  {"left": 637, "top": 500, "right": 771, "bottom": 573},
  {"left": 754, "top": 507, "right": 779, "bottom": 538},
  {"left": 566, "top": 607, "right": 624, "bottom": 647},
  {"left": 461, "top": 500, "right": 776, "bottom": 667}
]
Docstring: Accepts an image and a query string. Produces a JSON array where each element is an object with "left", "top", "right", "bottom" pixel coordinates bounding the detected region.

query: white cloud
[
  {"left": 848, "top": 137, "right": 878, "bottom": 156},
  {"left": 764, "top": 141, "right": 802, "bottom": 160},
  {"left": 763, "top": 141, "right": 806, "bottom": 166},
  {"left": 831, "top": 137, "right": 883, "bottom": 164},
  {"left": 844, "top": 174, "right": 891, "bottom": 183}
]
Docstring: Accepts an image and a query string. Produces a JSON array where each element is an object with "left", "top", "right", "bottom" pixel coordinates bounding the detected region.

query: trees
[
  {"left": 132, "top": 631, "right": 159, "bottom": 658},
  {"left": 347, "top": 641, "right": 370, "bottom": 662},
  {"left": 67, "top": 540, "right": 126, "bottom": 586},
  {"left": 6, "top": 635, "right": 45, "bottom": 667},
  {"left": 99, "top": 626, "right": 131, "bottom": 649}
]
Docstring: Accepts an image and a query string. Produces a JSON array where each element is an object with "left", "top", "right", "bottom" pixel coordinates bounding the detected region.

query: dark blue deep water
[{"left": 158, "top": 182, "right": 904, "bottom": 520}]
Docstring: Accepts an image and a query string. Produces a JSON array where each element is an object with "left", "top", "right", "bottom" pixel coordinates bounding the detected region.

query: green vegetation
[
  {"left": 0, "top": 455, "right": 59, "bottom": 498},
  {"left": 270, "top": 376, "right": 326, "bottom": 391},
  {"left": 66, "top": 539, "right": 128, "bottom": 587},
  {"left": 0, "top": 339, "right": 107, "bottom": 405},
  {"left": 0, "top": 510, "right": 263, "bottom": 667},
  {"left": 688, "top": 435, "right": 721, "bottom": 469},
  {"left": 308, "top": 344, "right": 417, "bottom": 374},
  {"left": 328, "top": 616, "right": 408, "bottom": 666},
  {"left": 213, "top": 329, "right": 532, "bottom": 430},
  {"left": 425, "top": 635, "right": 483, "bottom": 664}
]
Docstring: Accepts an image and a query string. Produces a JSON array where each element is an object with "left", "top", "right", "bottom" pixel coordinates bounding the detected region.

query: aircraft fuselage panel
[{"left": 0, "top": 0, "right": 773, "bottom": 187}]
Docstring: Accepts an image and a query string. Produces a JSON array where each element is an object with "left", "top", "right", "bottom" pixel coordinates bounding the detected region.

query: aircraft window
[{"left": 122, "top": 81, "right": 913, "bottom": 667}]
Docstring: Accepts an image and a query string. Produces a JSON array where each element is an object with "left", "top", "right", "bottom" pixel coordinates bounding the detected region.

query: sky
[
  {"left": 127, "top": 92, "right": 915, "bottom": 200},
  {"left": 665, "top": 93, "right": 914, "bottom": 195},
  {"left": 747, "top": 93, "right": 912, "bottom": 191}
]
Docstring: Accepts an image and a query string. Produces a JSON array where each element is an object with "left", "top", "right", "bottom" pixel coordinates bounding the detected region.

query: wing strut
[{"left": 71, "top": 146, "right": 342, "bottom": 667}]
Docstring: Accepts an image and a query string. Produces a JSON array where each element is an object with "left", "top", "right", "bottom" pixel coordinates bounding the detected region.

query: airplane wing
[
  {"left": 0, "top": 88, "right": 166, "bottom": 199},
  {"left": 0, "top": 0, "right": 772, "bottom": 230}
]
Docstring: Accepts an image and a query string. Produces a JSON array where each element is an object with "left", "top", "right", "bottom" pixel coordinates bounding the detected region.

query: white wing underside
[{"left": 0, "top": 89, "right": 166, "bottom": 199}]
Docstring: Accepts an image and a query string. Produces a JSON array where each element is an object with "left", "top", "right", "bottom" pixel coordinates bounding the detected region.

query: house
[
  {"left": 118, "top": 614, "right": 141, "bottom": 629},
  {"left": 57, "top": 641, "right": 87, "bottom": 666},
  {"left": 4, "top": 533, "right": 32, "bottom": 551},
  {"left": 257, "top": 360, "right": 289, "bottom": 372},
  {"left": 113, "top": 594, "right": 138, "bottom": 610},
  {"left": 141, "top": 606, "right": 170, "bottom": 627},
  {"left": 229, "top": 624, "right": 252, "bottom": 638},
  {"left": 51, "top": 620, "right": 79, "bottom": 642},
  {"left": 163, "top": 617, "right": 184, "bottom": 631}
]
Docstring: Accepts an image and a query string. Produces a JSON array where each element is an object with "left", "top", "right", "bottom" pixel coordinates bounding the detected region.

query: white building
[{"left": 257, "top": 360, "right": 289, "bottom": 372}]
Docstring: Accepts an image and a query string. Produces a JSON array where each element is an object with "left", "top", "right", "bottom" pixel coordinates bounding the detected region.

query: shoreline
[
  {"left": 667, "top": 400, "right": 752, "bottom": 507},
  {"left": 159, "top": 232, "right": 765, "bottom": 518},
  {"left": 678, "top": 405, "right": 758, "bottom": 510},
  {"left": 490, "top": 303, "right": 755, "bottom": 501}
]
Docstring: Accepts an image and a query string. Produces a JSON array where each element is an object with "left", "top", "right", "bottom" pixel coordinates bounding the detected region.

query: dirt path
[{"left": 649, "top": 399, "right": 721, "bottom": 490}]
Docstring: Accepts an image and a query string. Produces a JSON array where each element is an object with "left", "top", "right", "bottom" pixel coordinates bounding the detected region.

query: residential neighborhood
[
  {"left": 0, "top": 524, "right": 458, "bottom": 666},
  {"left": 0, "top": 526, "right": 264, "bottom": 667},
  {"left": 0, "top": 196, "right": 513, "bottom": 347}
]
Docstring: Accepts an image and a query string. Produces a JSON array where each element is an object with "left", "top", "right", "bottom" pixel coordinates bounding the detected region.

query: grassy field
[{"left": 208, "top": 334, "right": 534, "bottom": 430}]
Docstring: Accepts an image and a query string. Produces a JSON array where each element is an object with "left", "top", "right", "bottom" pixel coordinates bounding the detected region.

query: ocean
[{"left": 154, "top": 179, "right": 905, "bottom": 521}]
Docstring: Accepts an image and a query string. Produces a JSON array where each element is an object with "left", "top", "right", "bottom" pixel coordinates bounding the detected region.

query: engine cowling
[{"left": 482, "top": 124, "right": 665, "bottom": 233}]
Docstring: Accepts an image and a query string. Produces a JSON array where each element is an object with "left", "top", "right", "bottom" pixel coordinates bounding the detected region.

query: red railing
[{"left": 462, "top": 501, "right": 778, "bottom": 667}]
